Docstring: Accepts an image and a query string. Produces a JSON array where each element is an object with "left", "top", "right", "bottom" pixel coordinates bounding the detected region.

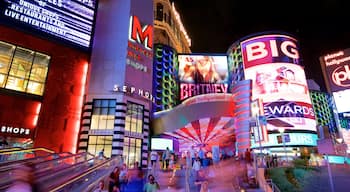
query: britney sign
[{"left": 1, "top": 0, "right": 96, "bottom": 48}]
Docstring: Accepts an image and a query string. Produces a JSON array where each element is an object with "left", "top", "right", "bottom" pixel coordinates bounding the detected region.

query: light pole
[{"left": 278, "top": 128, "right": 287, "bottom": 163}]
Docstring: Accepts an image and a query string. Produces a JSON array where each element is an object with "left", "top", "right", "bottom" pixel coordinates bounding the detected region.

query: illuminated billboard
[
  {"left": 241, "top": 34, "right": 316, "bottom": 132},
  {"left": 178, "top": 54, "right": 229, "bottom": 101},
  {"left": 333, "top": 89, "right": 350, "bottom": 113},
  {"left": 320, "top": 49, "right": 350, "bottom": 92},
  {"left": 251, "top": 132, "right": 317, "bottom": 148},
  {"left": 0, "top": 0, "right": 96, "bottom": 48}
]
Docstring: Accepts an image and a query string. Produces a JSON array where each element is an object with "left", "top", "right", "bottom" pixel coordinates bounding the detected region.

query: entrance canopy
[{"left": 152, "top": 80, "right": 252, "bottom": 153}]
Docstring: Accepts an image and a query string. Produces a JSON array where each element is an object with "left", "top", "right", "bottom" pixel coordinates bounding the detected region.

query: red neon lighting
[{"left": 129, "top": 15, "right": 153, "bottom": 50}]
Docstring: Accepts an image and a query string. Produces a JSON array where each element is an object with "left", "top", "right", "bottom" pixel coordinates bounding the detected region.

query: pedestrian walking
[{"left": 143, "top": 174, "right": 160, "bottom": 192}]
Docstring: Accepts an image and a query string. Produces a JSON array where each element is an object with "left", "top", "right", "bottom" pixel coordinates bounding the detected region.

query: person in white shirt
[
  {"left": 189, "top": 146, "right": 196, "bottom": 165},
  {"left": 150, "top": 151, "right": 158, "bottom": 167}
]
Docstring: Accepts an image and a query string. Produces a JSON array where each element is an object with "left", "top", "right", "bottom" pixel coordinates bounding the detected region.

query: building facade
[
  {"left": 153, "top": 0, "right": 191, "bottom": 54},
  {"left": 77, "top": 0, "right": 154, "bottom": 168},
  {"left": 0, "top": 0, "right": 95, "bottom": 153},
  {"left": 227, "top": 32, "right": 318, "bottom": 156}
]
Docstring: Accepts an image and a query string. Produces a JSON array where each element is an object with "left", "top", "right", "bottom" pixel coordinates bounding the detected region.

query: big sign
[{"left": 241, "top": 34, "right": 316, "bottom": 132}]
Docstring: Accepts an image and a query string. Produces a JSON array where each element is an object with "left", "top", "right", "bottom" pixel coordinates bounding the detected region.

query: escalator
[
  {"left": 0, "top": 152, "right": 94, "bottom": 191},
  {"left": 48, "top": 156, "right": 123, "bottom": 192},
  {"left": 0, "top": 151, "right": 122, "bottom": 192}
]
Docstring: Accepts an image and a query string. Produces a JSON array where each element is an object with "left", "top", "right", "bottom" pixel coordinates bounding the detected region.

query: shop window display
[{"left": 0, "top": 41, "right": 50, "bottom": 96}]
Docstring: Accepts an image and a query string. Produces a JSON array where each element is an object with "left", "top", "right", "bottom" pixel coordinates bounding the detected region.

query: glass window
[
  {"left": 125, "top": 102, "right": 144, "bottom": 133},
  {"left": 0, "top": 41, "right": 50, "bottom": 95},
  {"left": 87, "top": 135, "right": 113, "bottom": 158},
  {"left": 156, "top": 3, "right": 163, "bottom": 21},
  {"left": 123, "top": 137, "right": 142, "bottom": 168},
  {"left": 91, "top": 99, "right": 116, "bottom": 130}
]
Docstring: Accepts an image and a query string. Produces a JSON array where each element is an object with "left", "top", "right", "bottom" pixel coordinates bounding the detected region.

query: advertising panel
[
  {"left": 178, "top": 54, "right": 229, "bottom": 101},
  {"left": 333, "top": 89, "right": 350, "bottom": 113},
  {"left": 241, "top": 34, "right": 316, "bottom": 132},
  {"left": 321, "top": 49, "right": 350, "bottom": 92},
  {"left": 124, "top": 0, "right": 154, "bottom": 100},
  {"left": 250, "top": 132, "right": 318, "bottom": 148},
  {"left": 0, "top": 0, "right": 97, "bottom": 48}
]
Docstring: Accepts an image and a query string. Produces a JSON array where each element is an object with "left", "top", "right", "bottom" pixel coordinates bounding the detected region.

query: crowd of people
[{"left": 93, "top": 162, "right": 160, "bottom": 192}]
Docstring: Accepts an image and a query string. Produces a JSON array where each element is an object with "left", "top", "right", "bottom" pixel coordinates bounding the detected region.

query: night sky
[{"left": 172, "top": 0, "right": 350, "bottom": 91}]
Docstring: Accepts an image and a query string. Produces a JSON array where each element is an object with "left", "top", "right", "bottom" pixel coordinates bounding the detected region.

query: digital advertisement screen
[
  {"left": 178, "top": 55, "right": 228, "bottom": 84},
  {"left": 241, "top": 34, "right": 316, "bottom": 132},
  {"left": 251, "top": 132, "right": 317, "bottom": 148},
  {"left": 333, "top": 89, "right": 350, "bottom": 113},
  {"left": 0, "top": 0, "right": 96, "bottom": 48},
  {"left": 151, "top": 138, "right": 173, "bottom": 151},
  {"left": 178, "top": 54, "right": 229, "bottom": 101},
  {"left": 321, "top": 49, "right": 350, "bottom": 92}
]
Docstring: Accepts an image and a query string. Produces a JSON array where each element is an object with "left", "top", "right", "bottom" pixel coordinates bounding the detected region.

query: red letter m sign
[{"left": 129, "top": 15, "right": 153, "bottom": 50}]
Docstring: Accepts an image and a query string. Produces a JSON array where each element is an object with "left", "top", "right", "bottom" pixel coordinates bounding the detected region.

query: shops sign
[{"left": 1, "top": 126, "right": 30, "bottom": 135}]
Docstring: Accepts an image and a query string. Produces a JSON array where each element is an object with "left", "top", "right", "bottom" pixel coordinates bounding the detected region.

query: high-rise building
[
  {"left": 153, "top": 0, "right": 191, "bottom": 54},
  {"left": 152, "top": 0, "right": 192, "bottom": 112},
  {"left": 77, "top": 0, "right": 154, "bottom": 168}
]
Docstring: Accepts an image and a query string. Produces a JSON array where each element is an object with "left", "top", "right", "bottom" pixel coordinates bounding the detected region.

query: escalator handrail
[
  {"left": 0, "top": 152, "right": 71, "bottom": 170},
  {"left": 0, "top": 147, "right": 55, "bottom": 155},
  {"left": 34, "top": 152, "right": 94, "bottom": 175},
  {"left": 48, "top": 157, "right": 121, "bottom": 192},
  {"left": 0, "top": 147, "right": 23, "bottom": 153},
  {"left": 0, "top": 153, "right": 99, "bottom": 191}
]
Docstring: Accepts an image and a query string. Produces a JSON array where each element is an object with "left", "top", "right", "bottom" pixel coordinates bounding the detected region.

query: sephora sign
[{"left": 241, "top": 34, "right": 316, "bottom": 132}]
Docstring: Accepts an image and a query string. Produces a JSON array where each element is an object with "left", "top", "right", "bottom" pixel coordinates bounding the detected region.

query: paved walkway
[{"left": 153, "top": 158, "right": 263, "bottom": 192}]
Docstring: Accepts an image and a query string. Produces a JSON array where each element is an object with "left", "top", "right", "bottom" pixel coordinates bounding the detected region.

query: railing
[
  {"left": 49, "top": 156, "right": 123, "bottom": 192},
  {"left": 0, "top": 152, "right": 94, "bottom": 191},
  {"left": 0, "top": 147, "right": 55, "bottom": 163},
  {"left": 266, "top": 179, "right": 281, "bottom": 192}
]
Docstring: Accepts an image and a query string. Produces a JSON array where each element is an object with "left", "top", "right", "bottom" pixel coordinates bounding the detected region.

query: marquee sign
[
  {"left": 1, "top": 0, "right": 96, "bottom": 48},
  {"left": 321, "top": 49, "right": 350, "bottom": 92}
]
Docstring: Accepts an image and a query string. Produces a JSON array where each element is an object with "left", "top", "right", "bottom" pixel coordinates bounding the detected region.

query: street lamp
[{"left": 278, "top": 128, "right": 287, "bottom": 163}]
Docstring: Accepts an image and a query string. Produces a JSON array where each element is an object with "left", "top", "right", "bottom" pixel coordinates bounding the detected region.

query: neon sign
[
  {"left": 1, "top": 0, "right": 96, "bottom": 48},
  {"left": 129, "top": 15, "right": 153, "bottom": 50},
  {"left": 1, "top": 125, "right": 30, "bottom": 135}
]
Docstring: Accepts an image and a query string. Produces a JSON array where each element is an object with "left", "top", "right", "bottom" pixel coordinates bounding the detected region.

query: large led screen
[
  {"left": 0, "top": 0, "right": 96, "bottom": 48},
  {"left": 178, "top": 54, "right": 229, "bottom": 101},
  {"left": 321, "top": 49, "right": 350, "bottom": 92},
  {"left": 241, "top": 34, "right": 316, "bottom": 132},
  {"left": 251, "top": 132, "right": 317, "bottom": 148},
  {"left": 151, "top": 138, "right": 173, "bottom": 151},
  {"left": 333, "top": 89, "right": 350, "bottom": 113}
]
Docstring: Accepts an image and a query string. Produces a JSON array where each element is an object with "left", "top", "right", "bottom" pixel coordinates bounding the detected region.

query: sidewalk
[{"left": 155, "top": 158, "right": 260, "bottom": 192}]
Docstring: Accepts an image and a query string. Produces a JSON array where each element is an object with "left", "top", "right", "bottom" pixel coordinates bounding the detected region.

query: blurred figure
[
  {"left": 150, "top": 150, "right": 158, "bottom": 168},
  {"left": 192, "top": 157, "right": 201, "bottom": 180},
  {"left": 164, "top": 147, "right": 171, "bottom": 170},
  {"left": 194, "top": 169, "right": 208, "bottom": 192},
  {"left": 143, "top": 174, "right": 160, "bottom": 192},
  {"left": 0, "top": 137, "right": 9, "bottom": 149},
  {"left": 245, "top": 148, "right": 252, "bottom": 163},
  {"left": 6, "top": 164, "right": 38, "bottom": 192},
  {"left": 108, "top": 167, "right": 120, "bottom": 192},
  {"left": 125, "top": 167, "right": 144, "bottom": 192},
  {"left": 93, "top": 180, "right": 105, "bottom": 192},
  {"left": 198, "top": 147, "right": 205, "bottom": 165},
  {"left": 189, "top": 146, "right": 196, "bottom": 165},
  {"left": 119, "top": 164, "right": 128, "bottom": 192},
  {"left": 98, "top": 148, "right": 105, "bottom": 160}
]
